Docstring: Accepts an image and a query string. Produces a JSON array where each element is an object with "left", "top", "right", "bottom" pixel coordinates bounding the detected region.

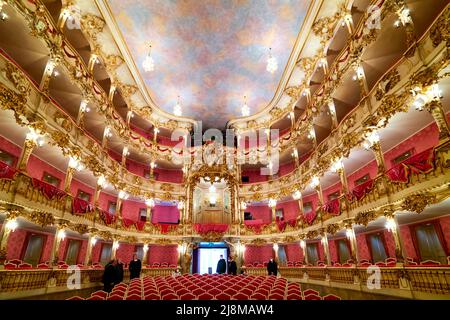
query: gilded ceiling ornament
[
  {"left": 429, "top": 7, "right": 450, "bottom": 47},
  {"left": 375, "top": 69, "right": 401, "bottom": 101},
  {"left": 326, "top": 223, "right": 340, "bottom": 235},
  {"left": 97, "top": 231, "right": 113, "bottom": 240},
  {"left": 160, "top": 184, "right": 175, "bottom": 192},
  {"left": 155, "top": 238, "right": 173, "bottom": 245},
  {"left": 250, "top": 238, "right": 267, "bottom": 246},
  {"left": 71, "top": 223, "right": 89, "bottom": 235},
  {"left": 306, "top": 230, "right": 318, "bottom": 240},
  {"left": 402, "top": 193, "right": 437, "bottom": 214},
  {"left": 80, "top": 14, "right": 105, "bottom": 40}
]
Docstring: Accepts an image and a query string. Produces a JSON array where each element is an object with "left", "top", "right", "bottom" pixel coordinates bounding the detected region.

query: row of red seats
[
  {"left": 67, "top": 275, "right": 342, "bottom": 300},
  {"left": 3, "top": 259, "right": 104, "bottom": 270}
]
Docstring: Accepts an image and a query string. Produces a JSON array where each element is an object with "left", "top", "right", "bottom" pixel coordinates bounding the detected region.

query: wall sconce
[
  {"left": 79, "top": 100, "right": 90, "bottom": 113},
  {"left": 328, "top": 100, "right": 336, "bottom": 115},
  {"left": 292, "top": 190, "right": 302, "bottom": 200},
  {"left": 122, "top": 146, "right": 130, "bottom": 157},
  {"left": 307, "top": 127, "right": 315, "bottom": 140},
  {"left": 97, "top": 175, "right": 107, "bottom": 188},
  {"left": 345, "top": 228, "right": 354, "bottom": 240},
  {"left": 26, "top": 128, "right": 45, "bottom": 147},
  {"left": 90, "top": 237, "right": 97, "bottom": 245},
  {"left": 118, "top": 190, "right": 129, "bottom": 200},
  {"left": 112, "top": 241, "right": 120, "bottom": 250},
  {"left": 68, "top": 156, "right": 84, "bottom": 171},
  {"left": 5, "top": 219, "right": 18, "bottom": 233},
  {"left": 363, "top": 131, "right": 380, "bottom": 150},
  {"left": 143, "top": 244, "right": 149, "bottom": 253},
  {"left": 177, "top": 201, "right": 184, "bottom": 210},
  {"left": 385, "top": 216, "right": 396, "bottom": 233},
  {"left": 104, "top": 126, "right": 112, "bottom": 138},
  {"left": 291, "top": 148, "right": 298, "bottom": 158},
  {"left": 300, "top": 240, "right": 306, "bottom": 249},
  {"left": 268, "top": 198, "right": 277, "bottom": 208},
  {"left": 57, "top": 229, "right": 66, "bottom": 240},
  {"left": 310, "top": 176, "right": 320, "bottom": 189},
  {"left": 240, "top": 201, "right": 247, "bottom": 210},
  {"left": 411, "top": 84, "right": 442, "bottom": 111},
  {"left": 394, "top": 7, "right": 412, "bottom": 27},
  {"left": 331, "top": 158, "right": 344, "bottom": 173},
  {"left": 145, "top": 198, "right": 155, "bottom": 208},
  {"left": 273, "top": 243, "right": 279, "bottom": 251},
  {"left": 150, "top": 161, "right": 157, "bottom": 169}
]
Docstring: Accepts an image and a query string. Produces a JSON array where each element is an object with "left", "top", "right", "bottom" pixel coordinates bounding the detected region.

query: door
[
  {"left": 23, "top": 234, "right": 45, "bottom": 266},
  {"left": 368, "top": 233, "right": 388, "bottom": 263},
  {"left": 65, "top": 240, "right": 81, "bottom": 265},
  {"left": 415, "top": 224, "right": 447, "bottom": 264},
  {"left": 337, "top": 239, "right": 351, "bottom": 264},
  {"left": 306, "top": 243, "right": 319, "bottom": 265},
  {"left": 100, "top": 243, "right": 112, "bottom": 265}
]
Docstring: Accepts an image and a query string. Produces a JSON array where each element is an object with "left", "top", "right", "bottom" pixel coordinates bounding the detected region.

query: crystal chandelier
[
  {"left": 241, "top": 95, "right": 250, "bottom": 117},
  {"left": 174, "top": 95, "right": 182, "bottom": 116},
  {"left": 143, "top": 44, "right": 154, "bottom": 72},
  {"left": 266, "top": 48, "right": 278, "bottom": 74}
]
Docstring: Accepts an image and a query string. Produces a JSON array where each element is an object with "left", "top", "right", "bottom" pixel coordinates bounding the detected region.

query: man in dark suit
[
  {"left": 267, "top": 258, "right": 278, "bottom": 276},
  {"left": 129, "top": 253, "right": 142, "bottom": 279},
  {"left": 227, "top": 257, "right": 237, "bottom": 275},
  {"left": 102, "top": 259, "right": 117, "bottom": 292},
  {"left": 216, "top": 255, "right": 227, "bottom": 274}
]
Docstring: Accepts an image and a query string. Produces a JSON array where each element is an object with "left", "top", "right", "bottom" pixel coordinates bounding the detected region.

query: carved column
[
  {"left": 384, "top": 211, "right": 406, "bottom": 264},
  {"left": 336, "top": 165, "right": 349, "bottom": 195},
  {"left": 0, "top": 210, "right": 20, "bottom": 265},
  {"left": 49, "top": 222, "right": 68, "bottom": 266},
  {"left": 344, "top": 219, "right": 359, "bottom": 263},
  {"left": 271, "top": 206, "right": 276, "bottom": 222},
  {"left": 153, "top": 127, "right": 159, "bottom": 145},
  {"left": 314, "top": 183, "right": 324, "bottom": 207},
  {"left": 111, "top": 239, "right": 120, "bottom": 260},
  {"left": 17, "top": 139, "right": 37, "bottom": 172},
  {"left": 116, "top": 198, "right": 123, "bottom": 219},
  {"left": 426, "top": 100, "right": 450, "bottom": 142},
  {"left": 370, "top": 141, "right": 386, "bottom": 176},
  {"left": 319, "top": 229, "right": 331, "bottom": 266},
  {"left": 300, "top": 237, "right": 308, "bottom": 265},
  {"left": 84, "top": 229, "right": 98, "bottom": 266},
  {"left": 273, "top": 243, "right": 279, "bottom": 262},
  {"left": 63, "top": 167, "right": 75, "bottom": 194},
  {"left": 142, "top": 243, "right": 149, "bottom": 266}
]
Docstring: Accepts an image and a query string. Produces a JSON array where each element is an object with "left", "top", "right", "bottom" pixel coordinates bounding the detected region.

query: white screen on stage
[{"left": 198, "top": 248, "right": 227, "bottom": 274}]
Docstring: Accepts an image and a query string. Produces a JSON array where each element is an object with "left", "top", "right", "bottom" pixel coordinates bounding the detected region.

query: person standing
[
  {"left": 129, "top": 253, "right": 142, "bottom": 279},
  {"left": 102, "top": 259, "right": 117, "bottom": 292},
  {"left": 114, "top": 258, "right": 124, "bottom": 285},
  {"left": 216, "top": 254, "right": 227, "bottom": 274},
  {"left": 267, "top": 258, "right": 278, "bottom": 276},
  {"left": 227, "top": 257, "right": 237, "bottom": 275}
]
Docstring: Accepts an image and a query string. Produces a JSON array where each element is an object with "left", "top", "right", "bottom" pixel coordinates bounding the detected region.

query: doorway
[{"left": 195, "top": 242, "right": 228, "bottom": 274}]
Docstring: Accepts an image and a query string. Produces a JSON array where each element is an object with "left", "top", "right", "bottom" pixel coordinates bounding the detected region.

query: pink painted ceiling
[{"left": 107, "top": 0, "right": 309, "bottom": 129}]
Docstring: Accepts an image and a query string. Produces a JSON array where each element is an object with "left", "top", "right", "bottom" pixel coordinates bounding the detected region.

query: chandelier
[
  {"left": 174, "top": 95, "right": 182, "bottom": 116},
  {"left": 241, "top": 95, "right": 250, "bottom": 117},
  {"left": 0, "top": 0, "right": 8, "bottom": 21},
  {"left": 266, "top": 48, "right": 278, "bottom": 74},
  {"left": 143, "top": 44, "right": 154, "bottom": 72}
]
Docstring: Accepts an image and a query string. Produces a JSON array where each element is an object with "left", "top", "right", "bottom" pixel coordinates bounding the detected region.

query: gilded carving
[
  {"left": 354, "top": 211, "right": 376, "bottom": 227},
  {"left": 28, "top": 211, "right": 54, "bottom": 227},
  {"left": 402, "top": 193, "right": 437, "bottom": 213}
]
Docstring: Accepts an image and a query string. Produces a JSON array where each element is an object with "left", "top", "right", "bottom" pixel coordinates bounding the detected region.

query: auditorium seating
[{"left": 66, "top": 275, "right": 342, "bottom": 300}]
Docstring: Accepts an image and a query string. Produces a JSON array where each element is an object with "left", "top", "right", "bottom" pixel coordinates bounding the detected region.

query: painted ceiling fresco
[{"left": 108, "top": 0, "right": 309, "bottom": 129}]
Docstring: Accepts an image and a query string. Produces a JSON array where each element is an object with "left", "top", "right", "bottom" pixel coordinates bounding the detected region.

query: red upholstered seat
[
  {"left": 162, "top": 293, "right": 178, "bottom": 300},
  {"left": 126, "top": 294, "right": 142, "bottom": 300},
  {"left": 250, "top": 293, "right": 267, "bottom": 300},
  {"left": 144, "top": 293, "right": 160, "bottom": 300},
  {"left": 8, "top": 259, "right": 23, "bottom": 265},
  {"left": 91, "top": 290, "right": 108, "bottom": 299},
  {"left": 4, "top": 262, "right": 17, "bottom": 269},
  {"left": 268, "top": 293, "right": 284, "bottom": 300},
  {"left": 232, "top": 293, "right": 249, "bottom": 300},
  {"left": 66, "top": 296, "right": 85, "bottom": 300},
  {"left": 217, "top": 284, "right": 228, "bottom": 290},
  {"left": 303, "top": 289, "right": 319, "bottom": 296},
  {"left": 323, "top": 294, "right": 341, "bottom": 300},
  {"left": 216, "top": 293, "right": 231, "bottom": 300},
  {"left": 286, "top": 293, "right": 302, "bottom": 300},
  {"left": 17, "top": 262, "right": 33, "bottom": 269},
  {"left": 202, "top": 284, "right": 214, "bottom": 291},
  {"left": 107, "top": 294, "right": 124, "bottom": 300},
  {"left": 421, "top": 260, "right": 441, "bottom": 266},
  {"left": 224, "top": 288, "right": 237, "bottom": 296},
  {"left": 304, "top": 294, "right": 321, "bottom": 300},
  {"left": 37, "top": 263, "right": 50, "bottom": 269},
  {"left": 197, "top": 292, "right": 214, "bottom": 300},
  {"left": 209, "top": 288, "right": 221, "bottom": 296},
  {"left": 176, "top": 288, "right": 189, "bottom": 296},
  {"left": 86, "top": 295, "right": 105, "bottom": 300},
  {"left": 180, "top": 293, "right": 196, "bottom": 300},
  {"left": 192, "top": 288, "right": 205, "bottom": 296}
]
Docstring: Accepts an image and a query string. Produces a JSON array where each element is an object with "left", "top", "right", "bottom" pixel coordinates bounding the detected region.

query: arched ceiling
[{"left": 106, "top": 0, "right": 310, "bottom": 129}]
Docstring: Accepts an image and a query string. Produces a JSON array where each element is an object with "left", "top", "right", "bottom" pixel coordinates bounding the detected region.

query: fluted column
[
  {"left": 50, "top": 222, "right": 68, "bottom": 266},
  {"left": 344, "top": 219, "right": 359, "bottom": 264},
  {"left": 84, "top": 229, "right": 98, "bottom": 266},
  {"left": 63, "top": 167, "right": 75, "bottom": 194},
  {"left": 370, "top": 140, "right": 386, "bottom": 176},
  {"left": 0, "top": 210, "right": 20, "bottom": 265},
  {"left": 384, "top": 211, "right": 406, "bottom": 265},
  {"left": 319, "top": 229, "right": 331, "bottom": 266}
]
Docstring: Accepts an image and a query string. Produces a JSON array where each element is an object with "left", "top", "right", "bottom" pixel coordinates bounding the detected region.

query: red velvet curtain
[
  {"left": 321, "top": 198, "right": 340, "bottom": 215},
  {"left": 193, "top": 223, "right": 229, "bottom": 234},
  {"left": 72, "top": 198, "right": 94, "bottom": 214},
  {"left": 386, "top": 148, "right": 435, "bottom": 183},
  {"left": 32, "top": 178, "right": 66, "bottom": 200},
  {"left": 303, "top": 209, "right": 317, "bottom": 225},
  {"left": 122, "top": 218, "right": 135, "bottom": 228},
  {"left": 135, "top": 221, "right": 146, "bottom": 231},
  {"left": 351, "top": 179, "right": 374, "bottom": 201},
  {"left": 99, "top": 210, "right": 116, "bottom": 225},
  {"left": 244, "top": 220, "right": 269, "bottom": 234},
  {"left": 0, "top": 161, "right": 16, "bottom": 180}
]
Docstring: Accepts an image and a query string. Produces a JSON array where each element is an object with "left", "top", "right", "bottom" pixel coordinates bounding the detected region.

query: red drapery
[
  {"left": 193, "top": 223, "right": 229, "bottom": 235},
  {"left": 321, "top": 198, "right": 340, "bottom": 215},
  {"left": 386, "top": 148, "right": 435, "bottom": 183},
  {"left": 276, "top": 218, "right": 286, "bottom": 232},
  {"left": 135, "top": 221, "right": 146, "bottom": 231},
  {"left": 0, "top": 161, "right": 16, "bottom": 180},
  {"left": 154, "top": 223, "right": 178, "bottom": 234},
  {"left": 122, "top": 218, "right": 135, "bottom": 228},
  {"left": 303, "top": 210, "right": 317, "bottom": 225},
  {"left": 32, "top": 178, "right": 66, "bottom": 200},
  {"left": 99, "top": 210, "right": 117, "bottom": 225},
  {"left": 244, "top": 220, "right": 269, "bottom": 234},
  {"left": 72, "top": 198, "right": 94, "bottom": 214},
  {"left": 351, "top": 179, "right": 374, "bottom": 201}
]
